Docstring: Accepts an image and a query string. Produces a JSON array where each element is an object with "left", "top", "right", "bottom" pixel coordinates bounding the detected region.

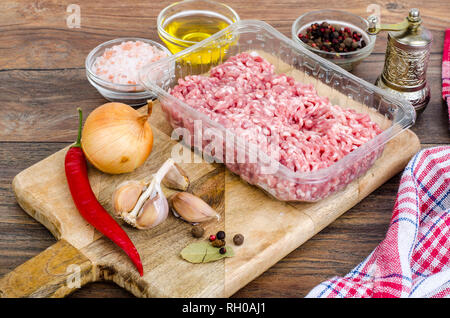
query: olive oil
[
  {"left": 164, "top": 11, "right": 230, "bottom": 45},
  {"left": 160, "top": 10, "right": 235, "bottom": 63}
]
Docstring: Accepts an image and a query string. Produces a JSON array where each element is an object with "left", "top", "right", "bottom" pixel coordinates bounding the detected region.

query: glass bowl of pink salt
[{"left": 85, "top": 38, "right": 173, "bottom": 106}]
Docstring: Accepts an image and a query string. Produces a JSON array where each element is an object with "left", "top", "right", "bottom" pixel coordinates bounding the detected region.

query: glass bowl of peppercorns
[{"left": 291, "top": 10, "right": 376, "bottom": 71}]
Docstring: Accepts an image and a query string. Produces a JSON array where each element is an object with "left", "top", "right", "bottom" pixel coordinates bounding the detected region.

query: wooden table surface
[{"left": 0, "top": 0, "right": 448, "bottom": 298}]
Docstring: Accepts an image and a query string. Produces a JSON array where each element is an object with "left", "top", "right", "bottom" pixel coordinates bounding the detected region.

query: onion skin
[{"left": 81, "top": 102, "right": 153, "bottom": 174}]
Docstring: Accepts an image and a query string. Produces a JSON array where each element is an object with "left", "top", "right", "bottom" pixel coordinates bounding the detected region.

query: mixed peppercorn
[
  {"left": 191, "top": 226, "right": 244, "bottom": 250},
  {"left": 298, "top": 22, "right": 366, "bottom": 53},
  {"left": 191, "top": 225, "right": 205, "bottom": 238},
  {"left": 233, "top": 233, "right": 244, "bottom": 246}
]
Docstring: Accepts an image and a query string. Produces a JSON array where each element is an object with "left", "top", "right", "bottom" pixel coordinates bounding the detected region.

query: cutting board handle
[{"left": 0, "top": 239, "right": 95, "bottom": 298}]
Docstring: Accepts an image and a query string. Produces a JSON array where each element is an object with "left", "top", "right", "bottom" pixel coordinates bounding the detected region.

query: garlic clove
[
  {"left": 113, "top": 180, "right": 146, "bottom": 215},
  {"left": 135, "top": 192, "right": 169, "bottom": 229},
  {"left": 170, "top": 192, "right": 220, "bottom": 223},
  {"left": 162, "top": 163, "right": 190, "bottom": 191}
]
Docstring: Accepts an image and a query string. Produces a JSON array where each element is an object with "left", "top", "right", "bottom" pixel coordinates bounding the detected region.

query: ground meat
[{"left": 167, "top": 52, "right": 383, "bottom": 201}]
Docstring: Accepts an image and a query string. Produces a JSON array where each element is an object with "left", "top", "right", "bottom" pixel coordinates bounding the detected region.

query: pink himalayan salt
[{"left": 93, "top": 40, "right": 167, "bottom": 85}]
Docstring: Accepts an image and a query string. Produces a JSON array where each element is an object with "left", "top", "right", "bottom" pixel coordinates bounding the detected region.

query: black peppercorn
[
  {"left": 219, "top": 247, "right": 226, "bottom": 254},
  {"left": 216, "top": 231, "right": 225, "bottom": 240}
]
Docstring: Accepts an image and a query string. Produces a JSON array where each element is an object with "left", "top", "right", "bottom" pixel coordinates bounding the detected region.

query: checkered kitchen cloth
[{"left": 307, "top": 146, "right": 450, "bottom": 298}]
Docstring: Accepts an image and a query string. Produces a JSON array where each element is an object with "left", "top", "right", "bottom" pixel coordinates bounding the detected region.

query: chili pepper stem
[{"left": 72, "top": 108, "right": 83, "bottom": 148}]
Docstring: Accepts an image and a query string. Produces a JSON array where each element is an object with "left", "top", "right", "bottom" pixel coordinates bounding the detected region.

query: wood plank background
[{"left": 0, "top": 0, "right": 448, "bottom": 297}]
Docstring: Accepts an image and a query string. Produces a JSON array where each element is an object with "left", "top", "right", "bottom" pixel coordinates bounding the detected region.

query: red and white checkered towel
[{"left": 307, "top": 146, "right": 450, "bottom": 298}]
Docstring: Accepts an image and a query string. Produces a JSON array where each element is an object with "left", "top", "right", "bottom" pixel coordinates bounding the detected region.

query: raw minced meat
[
  {"left": 164, "top": 52, "right": 384, "bottom": 201},
  {"left": 170, "top": 52, "right": 382, "bottom": 174}
]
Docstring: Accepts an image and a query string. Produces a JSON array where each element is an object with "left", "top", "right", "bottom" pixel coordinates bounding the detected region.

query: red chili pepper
[{"left": 65, "top": 108, "right": 143, "bottom": 276}]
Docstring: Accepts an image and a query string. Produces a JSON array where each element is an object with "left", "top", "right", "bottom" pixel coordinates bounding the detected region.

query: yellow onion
[{"left": 81, "top": 102, "right": 153, "bottom": 174}]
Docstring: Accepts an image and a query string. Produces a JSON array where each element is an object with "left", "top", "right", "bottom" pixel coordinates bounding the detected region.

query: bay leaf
[
  {"left": 180, "top": 242, "right": 234, "bottom": 263},
  {"left": 203, "top": 244, "right": 234, "bottom": 262},
  {"left": 180, "top": 242, "right": 208, "bottom": 263}
]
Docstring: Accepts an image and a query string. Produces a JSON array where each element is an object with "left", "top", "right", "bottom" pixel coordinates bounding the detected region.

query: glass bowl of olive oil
[{"left": 157, "top": 0, "right": 239, "bottom": 64}]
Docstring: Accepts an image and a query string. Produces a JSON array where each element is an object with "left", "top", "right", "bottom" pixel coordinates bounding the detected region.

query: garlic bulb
[
  {"left": 81, "top": 102, "right": 153, "bottom": 174},
  {"left": 112, "top": 158, "right": 180, "bottom": 229},
  {"left": 170, "top": 192, "right": 220, "bottom": 223}
]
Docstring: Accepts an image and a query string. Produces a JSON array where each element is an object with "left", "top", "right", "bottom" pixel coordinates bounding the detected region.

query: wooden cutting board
[{"left": 0, "top": 101, "right": 420, "bottom": 298}]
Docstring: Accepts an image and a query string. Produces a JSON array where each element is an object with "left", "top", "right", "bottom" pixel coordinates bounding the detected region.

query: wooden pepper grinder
[{"left": 368, "top": 8, "right": 432, "bottom": 114}]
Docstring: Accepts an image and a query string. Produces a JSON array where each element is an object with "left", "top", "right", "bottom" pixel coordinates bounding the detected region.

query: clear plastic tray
[{"left": 139, "top": 20, "right": 415, "bottom": 202}]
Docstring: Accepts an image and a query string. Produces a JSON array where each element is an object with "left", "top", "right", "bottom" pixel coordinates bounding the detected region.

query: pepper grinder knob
[{"left": 409, "top": 8, "right": 420, "bottom": 21}]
